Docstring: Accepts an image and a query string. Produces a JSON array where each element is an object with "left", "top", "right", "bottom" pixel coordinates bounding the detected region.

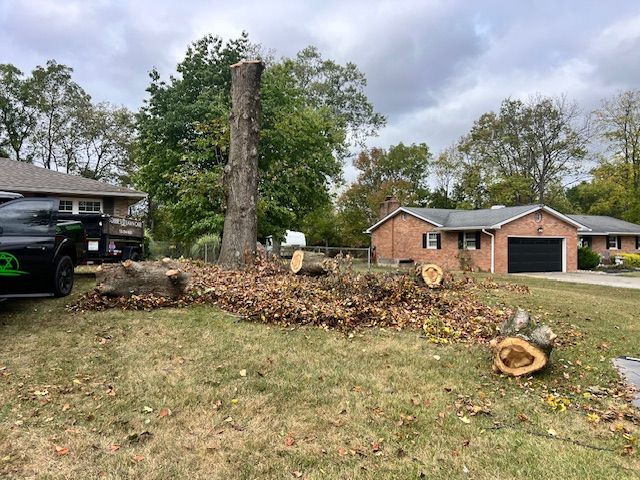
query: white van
[{"left": 265, "top": 230, "right": 306, "bottom": 256}]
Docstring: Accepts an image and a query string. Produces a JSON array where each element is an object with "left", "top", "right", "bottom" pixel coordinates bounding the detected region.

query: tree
[
  {"left": 595, "top": 90, "right": 640, "bottom": 193},
  {"left": 0, "top": 64, "right": 38, "bottom": 162},
  {"left": 135, "top": 34, "right": 384, "bottom": 243},
  {"left": 337, "top": 143, "right": 431, "bottom": 246},
  {"left": 460, "top": 96, "right": 590, "bottom": 205},
  {"left": 30, "top": 60, "right": 90, "bottom": 170}
]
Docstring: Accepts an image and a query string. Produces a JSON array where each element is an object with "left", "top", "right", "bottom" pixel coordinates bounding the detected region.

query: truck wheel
[
  {"left": 53, "top": 256, "right": 74, "bottom": 297},
  {"left": 130, "top": 252, "right": 140, "bottom": 262}
]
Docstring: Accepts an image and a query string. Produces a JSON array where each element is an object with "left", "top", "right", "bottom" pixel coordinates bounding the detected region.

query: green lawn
[{"left": 0, "top": 275, "right": 638, "bottom": 479}]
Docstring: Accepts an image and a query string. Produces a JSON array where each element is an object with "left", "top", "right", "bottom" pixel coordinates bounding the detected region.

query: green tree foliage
[
  {"left": 135, "top": 34, "right": 384, "bottom": 243},
  {"left": 337, "top": 143, "right": 431, "bottom": 246},
  {"left": 0, "top": 60, "right": 135, "bottom": 182},
  {"left": 458, "top": 96, "right": 589, "bottom": 206},
  {"left": 0, "top": 64, "right": 39, "bottom": 162}
]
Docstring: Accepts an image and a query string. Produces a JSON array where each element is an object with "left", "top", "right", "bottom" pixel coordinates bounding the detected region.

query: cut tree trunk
[
  {"left": 490, "top": 308, "right": 557, "bottom": 377},
  {"left": 218, "top": 60, "right": 265, "bottom": 269},
  {"left": 290, "top": 250, "right": 336, "bottom": 276},
  {"left": 95, "top": 260, "right": 189, "bottom": 299},
  {"left": 417, "top": 264, "right": 444, "bottom": 287}
]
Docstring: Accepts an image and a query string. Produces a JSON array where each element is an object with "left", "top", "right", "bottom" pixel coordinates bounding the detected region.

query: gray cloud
[{"left": 1, "top": 0, "right": 640, "bottom": 171}]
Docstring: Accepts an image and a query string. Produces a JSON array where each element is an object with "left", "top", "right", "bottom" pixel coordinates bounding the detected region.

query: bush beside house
[{"left": 578, "top": 247, "right": 600, "bottom": 270}]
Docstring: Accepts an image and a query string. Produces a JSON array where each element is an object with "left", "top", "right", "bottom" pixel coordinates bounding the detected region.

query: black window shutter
[
  {"left": 606, "top": 236, "right": 611, "bottom": 249},
  {"left": 475, "top": 231, "right": 481, "bottom": 249},
  {"left": 618, "top": 236, "right": 622, "bottom": 249},
  {"left": 458, "top": 232, "right": 464, "bottom": 249},
  {"left": 436, "top": 233, "right": 442, "bottom": 250},
  {"left": 587, "top": 237, "right": 592, "bottom": 249},
  {"left": 637, "top": 236, "right": 639, "bottom": 249},
  {"left": 422, "top": 233, "right": 427, "bottom": 249}
]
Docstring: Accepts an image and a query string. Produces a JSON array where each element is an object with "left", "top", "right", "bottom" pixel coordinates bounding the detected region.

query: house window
[
  {"left": 463, "top": 232, "right": 477, "bottom": 250},
  {"left": 422, "top": 232, "right": 440, "bottom": 249},
  {"left": 579, "top": 237, "right": 592, "bottom": 249},
  {"left": 78, "top": 200, "right": 101, "bottom": 213},
  {"left": 58, "top": 200, "right": 73, "bottom": 212},
  {"left": 607, "top": 235, "right": 620, "bottom": 250},
  {"left": 637, "top": 236, "right": 640, "bottom": 250}
]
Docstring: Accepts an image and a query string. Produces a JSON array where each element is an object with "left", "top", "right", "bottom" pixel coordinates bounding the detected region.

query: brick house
[
  {"left": 0, "top": 158, "right": 145, "bottom": 217},
  {"left": 366, "top": 197, "right": 640, "bottom": 273},
  {"left": 569, "top": 214, "right": 640, "bottom": 261}
]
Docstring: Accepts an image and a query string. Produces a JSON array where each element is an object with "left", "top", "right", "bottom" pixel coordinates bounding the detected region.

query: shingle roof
[
  {"left": 0, "top": 158, "right": 146, "bottom": 199},
  {"left": 366, "top": 204, "right": 588, "bottom": 233},
  {"left": 568, "top": 214, "right": 640, "bottom": 234}
]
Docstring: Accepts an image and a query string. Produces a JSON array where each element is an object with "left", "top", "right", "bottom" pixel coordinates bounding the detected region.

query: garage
[{"left": 508, "top": 237, "right": 563, "bottom": 273}]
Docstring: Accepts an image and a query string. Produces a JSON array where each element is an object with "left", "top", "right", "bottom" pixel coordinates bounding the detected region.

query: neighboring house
[
  {"left": 0, "top": 158, "right": 146, "bottom": 217},
  {"left": 366, "top": 197, "right": 640, "bottom": 274},
  {"left": 569, "top": 214, "right": 640, "bottom": 260}
]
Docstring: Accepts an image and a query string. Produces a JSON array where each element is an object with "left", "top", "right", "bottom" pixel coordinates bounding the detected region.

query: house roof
[
  {"left": 568, "top": 214, "right": 640, "bottom": 235},
  {"left": 365, "top": 204, "right": 588, "bottom": 233},
  {"left": 0, "top": 158, "right": 146, "bottom": 200}
]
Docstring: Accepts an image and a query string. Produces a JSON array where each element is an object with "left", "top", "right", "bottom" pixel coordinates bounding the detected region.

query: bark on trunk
[
  {"left": 290, "top": 250, "right": 337, "bottom": 276},
  {"left": 218, "top": 60, "right": 264, "bottom": 269},
  {"left": 416, "top": 264, "right": 444, "bottom": 287},
  {"left": 95, "top": 260, "right": 189, "bottom": 299},
  {"left": 490, "top": 308, "right": 556, "bottom": 377}
]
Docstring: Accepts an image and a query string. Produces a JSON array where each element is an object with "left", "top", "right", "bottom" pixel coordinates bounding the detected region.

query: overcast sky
[{"left": 2, "top": 0, "right": 640, "bottom": 176}]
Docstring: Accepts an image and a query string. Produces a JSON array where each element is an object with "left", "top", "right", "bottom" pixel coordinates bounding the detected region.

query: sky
[{"left": 1, "top": 0, "right": 640, "bottom": 180}]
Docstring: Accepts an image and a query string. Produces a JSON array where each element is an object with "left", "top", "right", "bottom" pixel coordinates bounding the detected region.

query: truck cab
[{"left": 0, "top": 197, "right": 85, "bottom": 298}]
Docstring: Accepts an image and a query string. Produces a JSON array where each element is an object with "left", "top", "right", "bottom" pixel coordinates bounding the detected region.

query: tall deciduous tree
[
  {"left": 135, "top": 34, "right": 384, "bottom": 243},
  {"left": 460, "top": 96, "right": 590, "bottom": 205},
  {"left": 595, "top": 89, "right": 640, "bottom": 193},
  {"left": 337, "top": 143, "right": 431, "bottom": 246},
  {"left": 0, "top": 64, "right": 38, "bottom": 162}
]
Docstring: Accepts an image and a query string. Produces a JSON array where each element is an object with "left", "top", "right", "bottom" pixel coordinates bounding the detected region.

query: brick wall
[
  {"left": 371, "top": 209, "right": 579, "bottom": 273},
  {"left": 585, "top": 235, "right": 640, "bottom": 259}
]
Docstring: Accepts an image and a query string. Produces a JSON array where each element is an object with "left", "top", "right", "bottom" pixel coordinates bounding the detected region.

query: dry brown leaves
[{"left": 71, "top": 259, "right": 519, "bottom": 344}]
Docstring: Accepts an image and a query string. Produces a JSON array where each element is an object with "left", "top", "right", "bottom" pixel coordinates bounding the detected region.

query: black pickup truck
[{"left": 0, "top": 198, "right": 86, "bottom": 298}]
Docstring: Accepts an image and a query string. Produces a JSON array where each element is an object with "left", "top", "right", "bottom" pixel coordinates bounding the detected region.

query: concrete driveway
[{"left": 514, "top": 271, "right": 640, "bottom": 290}]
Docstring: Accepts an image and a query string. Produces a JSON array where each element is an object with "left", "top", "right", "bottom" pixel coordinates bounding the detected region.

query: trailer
[{"left": 57, "top": 213, "right": 144, "bottom": 263}]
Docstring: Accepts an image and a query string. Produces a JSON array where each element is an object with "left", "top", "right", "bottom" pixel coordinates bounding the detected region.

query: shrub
[
  {"left": 190, "top": 234, "right": 221, "bottom": 262},
  {"left": 578, "top": 247, "right": 600, "bottom": 270},
  {"left": 621, "top": 253, "right": 640, "bottom": 268}
]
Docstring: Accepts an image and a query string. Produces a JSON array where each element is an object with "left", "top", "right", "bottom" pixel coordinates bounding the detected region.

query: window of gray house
[
  {"left": 59, "top": 200, "right": 73, "bottom": 212},
  {"left": 79, "top": 200, "right": 101, "bottom": 213}
]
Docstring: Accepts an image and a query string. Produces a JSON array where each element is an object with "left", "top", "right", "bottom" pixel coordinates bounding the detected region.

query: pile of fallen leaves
[{"left": 71, "top": 259, "right": 520, "bottom": 343}]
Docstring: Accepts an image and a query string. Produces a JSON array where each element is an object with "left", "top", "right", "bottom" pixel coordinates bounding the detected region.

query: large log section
[{"left": 96, "top": 259, "right": 189, "bottom": 298}]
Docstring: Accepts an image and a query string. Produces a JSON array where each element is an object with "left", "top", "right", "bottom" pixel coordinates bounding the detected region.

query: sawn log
[
  {"left": 490, "top": 308, "right": 557, "bottom": 377},
  {"left": 96, "top": 260, "right": 189, "bottom": 299},
  {"left": 290, "top": 250, "right": 337, "bottom": 276}
]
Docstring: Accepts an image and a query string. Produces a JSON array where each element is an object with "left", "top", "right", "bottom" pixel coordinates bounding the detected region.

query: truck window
[{"left": 0, "top": 200, "right": 55, "bottom": 235}]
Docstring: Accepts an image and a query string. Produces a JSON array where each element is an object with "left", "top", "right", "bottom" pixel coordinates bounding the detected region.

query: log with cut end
[
  {"left": 290, "top": 250, "right": 336, "bottom": 276},
  {"left": 417, "top": 264, "right": 444, "bottom": 287},
  {"left": 96, "top": 260, "right": 189, "bottom": 298},
  {"left": 490, "top": 308, "right": 557, "bottom": 377}
]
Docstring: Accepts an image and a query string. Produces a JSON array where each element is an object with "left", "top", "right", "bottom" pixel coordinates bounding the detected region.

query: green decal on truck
[{"left": 0, "top": 252, "right": 28, "bottom": 276}]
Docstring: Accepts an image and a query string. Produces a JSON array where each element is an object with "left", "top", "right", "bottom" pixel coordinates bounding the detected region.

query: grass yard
[{"left": 1, "top": 275, "right": 639, "bottom": 479}]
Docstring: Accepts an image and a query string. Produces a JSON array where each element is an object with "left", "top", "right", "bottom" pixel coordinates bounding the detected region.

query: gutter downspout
[{"left": 482, "top": 229, "right": 495, "bottom": 274}]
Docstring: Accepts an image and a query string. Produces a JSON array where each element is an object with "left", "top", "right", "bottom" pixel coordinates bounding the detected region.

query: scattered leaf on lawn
[
  {"left": 547, "top": 428, "right": 557, "bottom": 437},
  {"left": 109, "top": 444, "right": 121, "bottom": 453},
  {"left": 284, "top": 434, "right": 296, "bottom": 447},
  {"left": 132, "top": 454, "right": 145, "bottom": 462},
  {"left": 159, "top": 408, "right": 171, "bottom": 418},
  {"left": 142, "top": 406, "right": 153, "bottom": 413},
  {"left": 54, "top": 445, "right": 69, "bottom": 456},
  {"left": 459, "top": 416, "right": 471, "bottom": 424},
  {"left": 292, "top": 471, "right": 303, "bottom": 478},
  {"left": 239, "top": 369, "right": 247, "bottom": 377}
]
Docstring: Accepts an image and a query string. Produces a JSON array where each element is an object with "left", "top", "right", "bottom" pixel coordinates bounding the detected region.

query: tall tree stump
[
  {"left": 218, "top": 60, "right": 264, "bottom": 269},
  {"left": 490, "top": 308, "right": 557, "bottom": 377}
]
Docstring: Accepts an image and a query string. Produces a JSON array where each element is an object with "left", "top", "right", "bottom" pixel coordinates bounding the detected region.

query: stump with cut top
[
  {"left": 490, "top": 308, "right": 556, "bottom": 377},
  {"left": 290, "top": 250, "right": 337, "bottom": 276},
  {"left": 417, "top": 263, "right": 444, "bottom": 287}
]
